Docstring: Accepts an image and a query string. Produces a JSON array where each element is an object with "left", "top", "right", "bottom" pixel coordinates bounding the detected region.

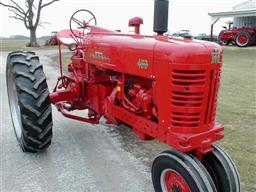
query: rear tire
[
  {"left": 6, "top": 51, "right": 53, "bottom": 152},
  {"left": 235, "top": 32, "right": 251, "bottom": 47},
  {"left": 151, "top": 149, "right": 217, "bottom": 192},
  {"left": 201, "top": 145, "right": 240, "bottom": 192}
]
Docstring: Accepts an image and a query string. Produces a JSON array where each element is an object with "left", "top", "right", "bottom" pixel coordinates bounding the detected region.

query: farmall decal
[
  {"left": 137, "top": 59, "right": 149, "bottom": 69},
  {"left": 211, "top": 48, "right": 221, "bottom": 64},
  {"left": 91, "top": 51, "right": 110, "bottom": 62}
]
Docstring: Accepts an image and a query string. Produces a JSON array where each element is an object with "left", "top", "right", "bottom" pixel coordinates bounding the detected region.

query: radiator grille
[
  {"left": 171, "top": 112, "right": 200, "bottom": 127},
  {"left": 204, "top": 69, "right": 221, "bottom": 125},
  {"left": 170, "top": 65, "right": 220, "bottom": 131},
  {"left": 172, "top": 69, "right": 206, "bottom": 86}
]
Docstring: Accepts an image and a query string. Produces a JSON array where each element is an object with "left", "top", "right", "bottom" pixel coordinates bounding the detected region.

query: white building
[{"left": 233, "top": 0, "right": 256, "bottom": 28}]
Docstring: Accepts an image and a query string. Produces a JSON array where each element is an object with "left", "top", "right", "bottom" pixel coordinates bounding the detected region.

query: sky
[{"left": 0, "top": 0, "right": 246, "bottom": 37}]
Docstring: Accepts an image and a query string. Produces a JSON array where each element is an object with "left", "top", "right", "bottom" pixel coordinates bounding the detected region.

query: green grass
[
  {"left": 217, "top": 47, "right": 256, "bottom": 189},
  {"left": 0, "top": 39, "right": 56, "bottom": 52},
  {"left": 51, "top": 52, "right": 72, "bottom": 68}
]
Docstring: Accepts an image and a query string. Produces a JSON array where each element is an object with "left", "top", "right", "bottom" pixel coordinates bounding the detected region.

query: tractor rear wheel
[
  {"left": 151, "top": 149, "right": 217, "bottom": 192},
  {"left": 235, "top": 32, "right": 251, "bottom": 47},
  {"left": 6, "top": 51, "right": 53, "bottom": 152},
  {"left": 201, "top": 145, "right": 240, "bottom": 192}
]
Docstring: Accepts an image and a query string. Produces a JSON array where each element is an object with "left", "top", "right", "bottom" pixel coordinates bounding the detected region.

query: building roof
[
  {"left": 208, "top": 0, "right": 256, "bottom": 24},
  {"left": 233, "top": 0, "right": 256, "bottom": 10}
]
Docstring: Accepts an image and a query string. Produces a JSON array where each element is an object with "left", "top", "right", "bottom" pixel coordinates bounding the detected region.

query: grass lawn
[
  {"left": 52, "top": 52, "right": 72, "bottom": 68},
  {"left": 217, "top": 47, "right": 256, "bottom": 190},
  {"left": 0, "top": 39, "right": 56, "bottom": 52}
]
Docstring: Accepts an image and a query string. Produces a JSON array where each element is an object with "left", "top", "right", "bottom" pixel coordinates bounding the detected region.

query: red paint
[
  {"left": 218, "top": 27, "right": 256, "bottom": 46},
  {"left": 237, "top": 34, "right": 248, "bottom": 44},
  {"left": 129, "top": 17, "right": 144, "bottom": 34},
  {"left": 163, "top": 170, "right": 191, "bottom": 192},
  {"left": 50, "top": 22, "right": 225, "bottom": 154}
]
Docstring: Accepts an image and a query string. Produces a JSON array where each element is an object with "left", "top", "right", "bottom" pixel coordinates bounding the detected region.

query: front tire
[
  {"left": 152, "top": 149, "right": 217, "bottom": 192},
  {"left": 218, "top": 34, "right": 230, "bottom": 46},
  {"left": 6, "top": 51, "right": 53, "bottom": 152},
  {"left": 201, "top": 145, "right": 240, "bottom": 192}
]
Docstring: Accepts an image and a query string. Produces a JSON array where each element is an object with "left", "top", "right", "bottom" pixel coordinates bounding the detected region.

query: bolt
[{"left": 150, "top": 75, "right": 155, "bottom": 79}]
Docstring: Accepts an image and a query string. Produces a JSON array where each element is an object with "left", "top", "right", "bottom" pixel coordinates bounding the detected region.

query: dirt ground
[{"left": 0, "top": 45, "right": 256, "bottom": 192}]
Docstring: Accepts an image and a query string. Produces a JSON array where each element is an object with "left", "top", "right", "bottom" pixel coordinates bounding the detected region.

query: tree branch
[
  {"left": 38, "top": 20, "right": 50, "bottom": 28},
  {"left": 33, "top": 0, "right": 42, "bottom": 29},
  {"left": 8, "top": 8, "right": 25, "bottom": 19},
  {"left": 41, "top": 0, "right": 59, "bottom": 9},
  {"left": 9, "top": 15, "right": 24, "bottom": 21},
  {"left": 25, "top": 0, "right": 36, "bottom": 9},
  {"left": 26, "top": 0, "right": 34, "bottom": 29},
  {"left": 0, "top": 1, "right": 25, "bottom": 16},
  {"left": 10, "top": 0, "right": 25, "bottom": 13}
]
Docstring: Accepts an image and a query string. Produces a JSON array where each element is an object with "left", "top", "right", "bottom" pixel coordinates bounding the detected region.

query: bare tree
[{"left": 0, "top": 0, "right": 59, "bottom": 47}]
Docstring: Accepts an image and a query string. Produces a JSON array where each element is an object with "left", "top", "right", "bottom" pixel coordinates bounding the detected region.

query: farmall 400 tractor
[
  {"left": 6, "top": 0, "right": 240, "bottom": 191},
  {"left": 218, "top": 22, "right": 256, "bottom": 47}
]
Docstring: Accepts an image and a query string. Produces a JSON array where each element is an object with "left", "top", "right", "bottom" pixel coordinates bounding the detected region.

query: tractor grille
[
  {"left": 170, "top": 64, "right": 221, "bottom": 132},
  {"left": 204, "top": 68, "right": 221, "bottom": 125}
]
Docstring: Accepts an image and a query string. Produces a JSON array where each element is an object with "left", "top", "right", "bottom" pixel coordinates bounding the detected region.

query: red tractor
[
  {"left": 218, "top": 23, "right": 256, "bottom": 47},
  {"left": 45, "top": 31, "right": 58, "bottom": 46},
  {"left": 6, "top": 1, "right": 240, "bottom": 191}
]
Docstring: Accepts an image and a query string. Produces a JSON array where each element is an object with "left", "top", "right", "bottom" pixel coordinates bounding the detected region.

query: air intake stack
[{"left": 153, "top": 0, "right": 169, "bottom": 35}]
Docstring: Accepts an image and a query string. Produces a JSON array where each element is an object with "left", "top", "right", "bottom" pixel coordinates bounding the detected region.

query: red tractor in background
[
  {"left": 44, "top": 31, "right": 58, "bottom": 46},
  {"left": 6, "top": 0, "right": 240, "bottom": 191},
  {"left": 218, "top": 22, "right": 256, "bottom": 47}
]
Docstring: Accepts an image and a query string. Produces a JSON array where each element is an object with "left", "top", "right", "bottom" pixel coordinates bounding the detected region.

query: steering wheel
[{"left": 69, "top": 9, "right": 97, "bottom": 38}]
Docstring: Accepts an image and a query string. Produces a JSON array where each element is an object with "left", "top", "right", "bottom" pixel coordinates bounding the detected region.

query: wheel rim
[
  {"left": 160, "top": 169, "right": 191, "bottom": 192},
  {"left": 237, "top": 35, "right": 248, "bottom": 46},
  {"left": 7, "top": 68, "right": 22, "bottom": 139}
]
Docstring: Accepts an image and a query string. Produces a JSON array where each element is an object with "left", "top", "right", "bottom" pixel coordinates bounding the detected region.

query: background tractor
[
  {"left": 218, "top": 22, "right": 256, "bottom": 47},
  {"left": 6, "top": 0, "right": 240, "bottom": 191},
  {"left": 44, "top": 31, "right": 58, "bottom": 46}
]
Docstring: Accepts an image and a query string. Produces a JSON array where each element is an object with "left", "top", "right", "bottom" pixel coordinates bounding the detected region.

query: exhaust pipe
[{"left": 153, "top": 0, "right": 169, "bottom": 35}]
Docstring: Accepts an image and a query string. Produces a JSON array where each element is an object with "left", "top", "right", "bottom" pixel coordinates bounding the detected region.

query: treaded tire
[
  {"left": 6, "top": 51, "right": 53, "bottom": 152},
  {"left": 202, "top": 145, "right": 240, "bottom": 192},
  {"left": 151, "top": 149, "right": 217, "bottom": 192},
  {"left": 235, "top": 32, "right": 251, "bottom": 47}
]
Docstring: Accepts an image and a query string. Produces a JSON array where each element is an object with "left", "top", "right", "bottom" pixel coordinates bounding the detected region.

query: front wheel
[
  {"left": 201, "top": 145, "right": 240, "bottom": 192},
  {"left": 151, "top": 149, "right": 217, "bottom": 192},
  {"left": 218, "top": 34, "right": 230, "bottom": 46},
  {"left": 6, "top": 51, "right": 53, "bottom": 152}
]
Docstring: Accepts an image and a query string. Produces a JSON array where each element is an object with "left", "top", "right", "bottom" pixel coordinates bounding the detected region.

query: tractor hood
[
  {"left": 84, "top": 32, "right": 222, "bottom": 78},
  {"left": 154, "top": 36, "right": 222, "bottom": 64}
]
